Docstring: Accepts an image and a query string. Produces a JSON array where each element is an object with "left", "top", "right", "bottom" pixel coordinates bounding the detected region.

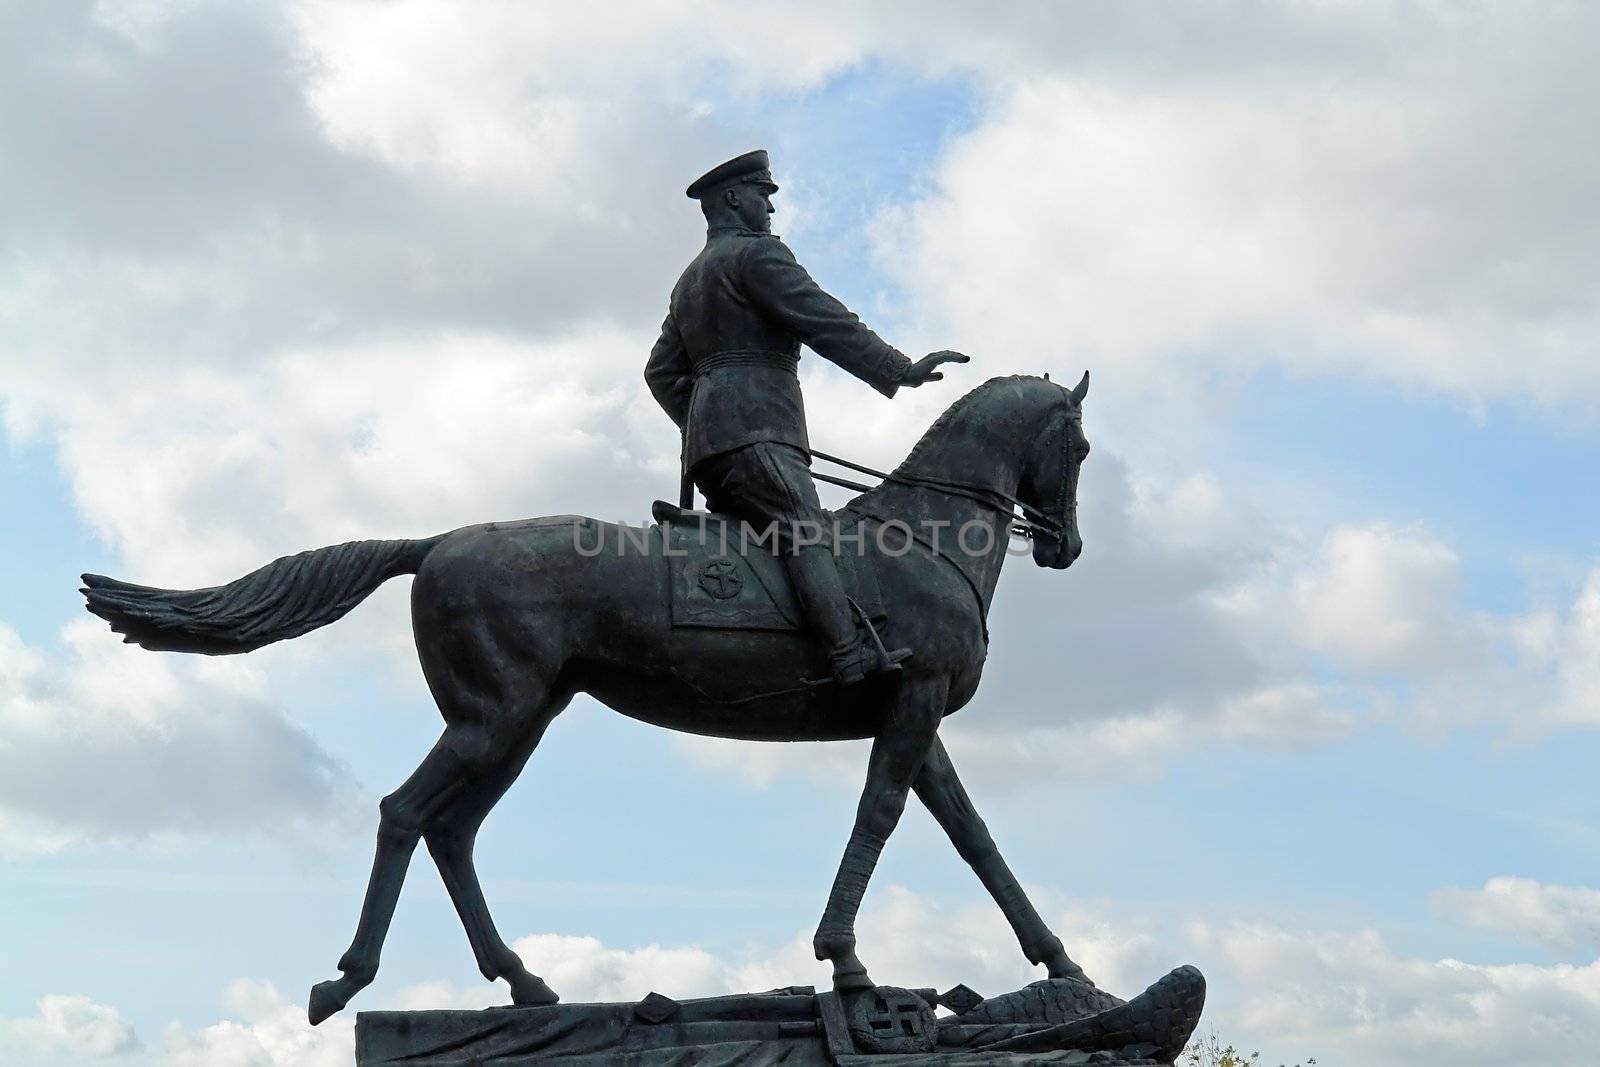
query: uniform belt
[{"left": 692, "top": 349, "right": 799, "bottom": 376}]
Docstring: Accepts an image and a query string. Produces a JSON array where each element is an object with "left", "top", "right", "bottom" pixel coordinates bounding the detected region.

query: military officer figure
[{"left": 645, "top": 149, "right": 968, "bottom": 687}]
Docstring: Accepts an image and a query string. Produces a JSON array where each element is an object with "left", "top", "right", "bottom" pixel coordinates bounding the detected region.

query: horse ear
[{"left": 1069, "top": 370, "right": 1089, "bottom": 404}]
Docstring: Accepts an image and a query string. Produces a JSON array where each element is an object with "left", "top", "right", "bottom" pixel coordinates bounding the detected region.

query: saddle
[{"left": 651, "top": 501, "right": 887, "bottom": 634}]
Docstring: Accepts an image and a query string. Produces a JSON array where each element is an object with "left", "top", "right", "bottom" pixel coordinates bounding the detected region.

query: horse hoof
[
  {"left": 1049, "top": 962, "right": 1091, "bottom": 984},
  {"left": 834, "top": 969, "right": 875, "bottom": 993},
  {"left": 831, "top": 958, "right": 875, "bottom": 994},
  {"left": 509, "top": 974, "right": 560, "bottom": 1006},
  {"left": 1044, "top": 951, "right": 1092, "bottom": 985},
  {"left": 307, "top": 980, "right": 348, "bottom": 1026}
]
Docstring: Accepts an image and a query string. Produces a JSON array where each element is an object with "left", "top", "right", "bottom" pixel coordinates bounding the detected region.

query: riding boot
[{"left": 784, "top": 544, "right": 911, "bottom": 686}]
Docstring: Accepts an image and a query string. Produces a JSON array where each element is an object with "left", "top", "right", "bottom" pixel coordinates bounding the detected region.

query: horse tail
[{"left": 80, "top": 534, "right": 449, "bottom": 655}]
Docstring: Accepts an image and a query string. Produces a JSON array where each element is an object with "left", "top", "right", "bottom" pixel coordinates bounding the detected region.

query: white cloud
[
  {"left": 682, "top": 459, "right": 1356, "bottom": 791},
  {"left": 0, "top": 995, "right": 138, "bottom": 1060},
  {"left": 1126, "top": 472, "right": 1260, "bottom": 553},
  {"left": 13, "top": 0, "right": 1592, "bottom": 605},
  {"left": 1219, "top": 522, "right": 1484, "bottom": 676},
  {"left": 471, "top": 885, "right": 1162, "bottom": 1008},
  {"left": 1194, "top": 919, "right": 1600, "bottom": 1067},
  {"left": 882, "top": 3, "right": 1600, "bottom": 410},
  {"left": 509, "top": 933, "right": 751, "bottom": 1002},
  {"left": 1291, "top": 525, "right": 1480, "bottom": 674},
  {"left": 163, "top": 980, "right": 351, "bottom": 1067},
  {"left": 158, "top": 976, "right": 521, "bottom": 1067},
  {"left": 942, "top": 680, "right": 1354, "bottom": 792},
  {"left": 7, "top": 0, "right": 1598, "bottom": 594},
  {"left": 1383, "top": 562, "right": 1600, "bottom": 734},
  {"left": 0, "top": 619, "right": 354, "bottom": 857},
  {"left": 1214, "top": 532, "right": 1600, "bottom": 738},
  {"left": 692, "top": 681, "right": 1354, "bottom": 800},
  {"left": 1511, "top": 567, "right": 1600, "bottom": 730},
  {"left": 287, "top": 0, "right": 873, "bottom": 192},
  {"left": 5, "top": 0, "right": 1597, "bottom": 876},
  {"left": 34, "top": 330, "right": 668, "bottom": 587},
  {"left": 61, "top": 880, "right": 1600, "bottom": 1067},
  {"left": 1435, "top": 877, "right": 1600, "bottom": 955},
  {"left": 4, "top": 10, "right": 1598, "bottom": 1066},
  {"left": 143, "top": 883, "right": 1600, "bottom": 1067},
  {"left": 836, "top": 885, "right": 1166, "bottom": 999},
  {"left": 147, "top": 887, "right": 1164, "bottom": 1064}
]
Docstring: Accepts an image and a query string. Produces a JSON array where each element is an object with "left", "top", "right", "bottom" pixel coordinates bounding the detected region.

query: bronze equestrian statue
[
  {"left": 78, "top": 152, "right": 1096, "bottom": 1029},
  {"left": 647, "top": 149, "right": 968, "bottom": 687}
]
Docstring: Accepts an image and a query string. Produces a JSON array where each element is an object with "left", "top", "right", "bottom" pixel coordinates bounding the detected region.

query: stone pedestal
[
  {"left": 357, "top": 989, "right": 830, "bottom": 1066},
  {"left": 355, "top": 967, "right": 1204, "bottom": 1066}
]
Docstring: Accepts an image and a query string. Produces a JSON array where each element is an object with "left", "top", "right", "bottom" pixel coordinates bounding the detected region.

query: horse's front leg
[
  {"left": 913, "top": 736, "right": 1090, "bottom": 983},
  {"left": 813, "top": 677, "right": 945, "bottom": 992}
]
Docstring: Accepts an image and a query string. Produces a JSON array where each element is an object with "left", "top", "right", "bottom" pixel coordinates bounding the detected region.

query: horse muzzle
[{"left": 1033, "top": 530, "right": 1082, "bottom": 569}]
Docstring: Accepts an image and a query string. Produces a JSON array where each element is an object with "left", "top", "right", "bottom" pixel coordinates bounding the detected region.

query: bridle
[
  {"left": 810, "top": 402, "right": 1082, "bottom": 543},
  {"left": 1043, "top": 405, "right": 1082, "bottom": 545}
]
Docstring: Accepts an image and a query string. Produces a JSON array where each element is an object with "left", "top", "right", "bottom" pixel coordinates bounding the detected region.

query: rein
[
  {"left": 812, "top": 465, "right": 1043, "bottom": 542},
  {"left": 810, "top": 409, "right": 1077, "bottom": 542},
  {"left": 810, "top": 448, "right": 1061, "bottom": 540}
]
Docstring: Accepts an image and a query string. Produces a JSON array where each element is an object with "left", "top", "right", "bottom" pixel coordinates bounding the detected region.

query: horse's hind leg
[
  {"left": 308, "top": 724, "right": 505, "bottom": 1025},
  {"left": 424, "top": 696, "right": 570, "bottom": 1006}
]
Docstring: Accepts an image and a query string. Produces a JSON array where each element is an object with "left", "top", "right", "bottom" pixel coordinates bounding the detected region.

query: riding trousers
[
  {"left": 690, "top": 442, "right": 855, "bottom": 654},
  {"left": 691, "top": 441, "right": 833, "bottom": 552}
]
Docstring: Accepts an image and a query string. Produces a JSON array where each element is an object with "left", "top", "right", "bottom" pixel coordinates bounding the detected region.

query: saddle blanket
[{"left": 652, "top": 502, "right": 886, "bottom": 632}]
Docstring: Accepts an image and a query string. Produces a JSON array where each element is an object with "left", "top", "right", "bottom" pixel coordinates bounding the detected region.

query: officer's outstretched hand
[{"left": 901, "top": 350, "right": 970, "bottom": 388}]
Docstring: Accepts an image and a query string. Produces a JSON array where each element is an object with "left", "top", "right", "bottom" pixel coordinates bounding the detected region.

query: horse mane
[{"left": 892, "top": 374, "right": 1055, "bottom": 477}]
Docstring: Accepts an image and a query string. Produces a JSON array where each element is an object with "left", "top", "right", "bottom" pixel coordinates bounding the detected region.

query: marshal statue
[
  {"left": 81, "top": 150, "right": 1205, "bottom": 1064},
  {"left": 646, "top": 148, "right": 966, "bottom": 688}
]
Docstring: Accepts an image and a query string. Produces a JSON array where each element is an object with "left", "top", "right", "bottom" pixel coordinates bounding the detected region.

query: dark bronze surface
[{"left": 78, "top": 150, "right": 1204, "bottom": 1061}]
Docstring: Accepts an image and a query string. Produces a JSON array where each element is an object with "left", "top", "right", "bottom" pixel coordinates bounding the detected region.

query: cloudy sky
[{"left": 4, "top": 1, "right": 1600, "bottom": 1064}]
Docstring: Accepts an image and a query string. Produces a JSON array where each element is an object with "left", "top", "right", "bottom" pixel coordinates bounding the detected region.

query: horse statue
[{"left": 80, "top": 372, "right": 1093, "bottom": 1027}]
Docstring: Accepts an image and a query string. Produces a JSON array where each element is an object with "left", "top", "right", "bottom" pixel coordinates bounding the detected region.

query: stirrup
[
  {"left": 805, "top": 600, "right": 912, "bottom": 687},
  {"left": 848, "top": 598, "right": 912, "bottom": 675}
]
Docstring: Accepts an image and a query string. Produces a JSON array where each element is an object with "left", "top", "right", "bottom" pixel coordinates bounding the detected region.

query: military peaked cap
[{"left": 685, "top": 149, "right": 778, "bottom": 199}]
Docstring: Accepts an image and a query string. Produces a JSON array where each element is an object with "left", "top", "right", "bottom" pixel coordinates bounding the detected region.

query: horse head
[{"left": 1021, "top": 370, "right": 1090, "bottom": 569}]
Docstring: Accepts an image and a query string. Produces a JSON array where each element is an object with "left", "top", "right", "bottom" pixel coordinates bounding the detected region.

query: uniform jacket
[{"left": 645, "top": 226, "right": 911, "bottom": 469}]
